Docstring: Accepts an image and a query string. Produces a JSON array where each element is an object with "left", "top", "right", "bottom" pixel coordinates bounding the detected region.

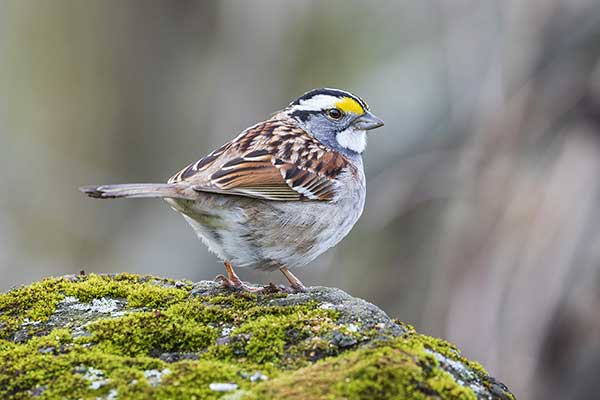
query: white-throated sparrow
[{"left": 81, "top": 88, "right": 384, "bottom": 292}]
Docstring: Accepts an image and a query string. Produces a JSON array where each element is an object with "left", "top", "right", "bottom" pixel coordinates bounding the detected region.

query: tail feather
[{"left": 79, "top": 183, "right": 193, "bottom": 199}]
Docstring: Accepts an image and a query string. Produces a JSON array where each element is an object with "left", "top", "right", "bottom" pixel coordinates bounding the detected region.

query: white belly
[
  {"left": 167, "top": 196, "right": 362, "bottom": 271},
  {"left": 165, "top": 165, "right": 366, "bottom": 270}
]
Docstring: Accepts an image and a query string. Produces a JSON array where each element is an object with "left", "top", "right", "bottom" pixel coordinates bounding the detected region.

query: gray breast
[{"left": 166, "top": 164, "right": 366, "bottom": 271}]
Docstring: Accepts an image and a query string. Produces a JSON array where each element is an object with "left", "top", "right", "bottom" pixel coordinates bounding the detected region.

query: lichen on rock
[{"left": 0, "top": 274, "right": 515, "bottom": 399}]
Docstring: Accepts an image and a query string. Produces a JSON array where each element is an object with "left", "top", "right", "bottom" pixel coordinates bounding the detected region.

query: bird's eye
[{"left": 326, "top": 108, "right": 343, "bottom": 120}]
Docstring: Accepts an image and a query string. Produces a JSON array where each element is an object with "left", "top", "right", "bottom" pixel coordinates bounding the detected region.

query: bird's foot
[
  {"left": 215, "top": 274, "right": 265, "bottom": 292},
  {"left": 285, "top": 282, "right": 307, "bottom": 294},
  {"left": 279, "top": 267, "right": 307, "bottom": 293},
  {"left": 216, "top": 261, "right": 306, "bottom": 294},
  {"left": 216, "top": 260, "right": 282, "bottom": 293}
]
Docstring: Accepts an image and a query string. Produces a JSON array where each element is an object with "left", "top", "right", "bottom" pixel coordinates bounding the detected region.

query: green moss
[
  {"left": 0, "top": 274, "right": 190, "bottom": 340},
  {"left": 88, "top": 311, "right": 218, "bottom": 357},
  {"left": 0, "top": 328, "right": 166, "bottom": 399},
  {"left": 404, "top": 327, "right": 489, "bottom": 378},
  {"left": 0, "top": 274, "right": 512, "bottom": 399},
  {"left": 155, "top": 360, "right": 251, "bottom": 399},
  {"left": 246, "top": 334, "right": 481, "bottom": 400},
  {"left": 207, "top": 304, "right": 338, "bottom": 367},
  {"left": 0, "top": 278, "right": 66, "bottom": 337}
]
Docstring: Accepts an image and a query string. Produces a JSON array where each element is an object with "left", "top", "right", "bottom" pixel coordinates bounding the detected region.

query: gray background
[{"left": 2, "top": 1, "right": 600, "bottom": 398}]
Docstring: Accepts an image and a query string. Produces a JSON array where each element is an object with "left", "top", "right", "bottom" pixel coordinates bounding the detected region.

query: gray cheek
[
  {"left": 296, "top": 115, "right": 364, "bottom": 161},
  {"left": 298, "top": 116, "right": 337, "bottom": 147}
]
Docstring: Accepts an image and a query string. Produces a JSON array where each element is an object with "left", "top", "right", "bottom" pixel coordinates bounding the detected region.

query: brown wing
[{"left": 168, "top": 118, "right": 350, "bottom": 201}]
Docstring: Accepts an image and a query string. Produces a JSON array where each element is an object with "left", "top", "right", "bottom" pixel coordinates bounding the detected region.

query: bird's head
[{"left": 285, "top": 88, "right": 384, "bottom": 156}]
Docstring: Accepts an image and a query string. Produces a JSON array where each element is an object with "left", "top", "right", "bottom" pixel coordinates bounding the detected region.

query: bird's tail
[{"left": 79, "top": 183, "right": 195, "bottom": 200}]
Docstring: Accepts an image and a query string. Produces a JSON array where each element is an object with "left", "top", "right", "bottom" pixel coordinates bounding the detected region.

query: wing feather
[{"left": 168, "top": 118, "right": 351, "bottom": 201}]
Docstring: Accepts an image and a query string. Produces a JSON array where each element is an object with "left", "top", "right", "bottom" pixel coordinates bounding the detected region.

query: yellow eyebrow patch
[{"left": 335, "top": 97, "right": 365, "bottom": 115}]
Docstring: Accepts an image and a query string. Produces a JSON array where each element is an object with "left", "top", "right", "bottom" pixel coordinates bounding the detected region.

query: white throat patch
[{"left": 337, "top": 128, "right": 367, "bottom": 154}]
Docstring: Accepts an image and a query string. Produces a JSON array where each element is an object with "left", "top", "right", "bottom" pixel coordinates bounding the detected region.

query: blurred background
[{"left": 1, "top": 0, "right": 600, "bottom": 398}]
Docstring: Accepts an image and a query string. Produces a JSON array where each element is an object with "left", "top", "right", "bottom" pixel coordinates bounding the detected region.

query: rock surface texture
[{"left": 0, "top": 274, "right": 515, "bottom": 399}]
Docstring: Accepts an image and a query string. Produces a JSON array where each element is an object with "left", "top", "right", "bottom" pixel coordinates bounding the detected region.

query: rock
[
  {"left": 0, "top": 273, "right": 515, "bottom": 399},
  {"left": 210, "top": 383, "right": 240, "bottom": 392}
]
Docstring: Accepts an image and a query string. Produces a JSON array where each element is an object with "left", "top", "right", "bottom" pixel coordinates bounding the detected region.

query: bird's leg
[
  {"left": 279, "top": 266, "right": 307, "bottom": 293},
  {"left": 216, "top": 260, "right": 264, "bottom": 292}
]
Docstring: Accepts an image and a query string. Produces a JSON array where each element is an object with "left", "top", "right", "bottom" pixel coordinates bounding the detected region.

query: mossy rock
[{"left": 0, "top": 274, "right": 514, "bottom": 399}]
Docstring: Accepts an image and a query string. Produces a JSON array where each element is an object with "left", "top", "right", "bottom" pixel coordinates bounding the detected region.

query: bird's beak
[{"left": 353, "top": 111, "right": 384, "bottom": 131}]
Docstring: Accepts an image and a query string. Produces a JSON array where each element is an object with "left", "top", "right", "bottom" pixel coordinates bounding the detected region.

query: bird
[{"left": 80, "top": 88, "right": 384, "bottom": 292}]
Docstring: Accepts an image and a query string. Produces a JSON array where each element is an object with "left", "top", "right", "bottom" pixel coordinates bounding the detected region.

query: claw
[
  {"left": 215, "top": 261, "right": 266, "bottom": 293},
  {"left": 279, "top": 267, "right": 307, "bottom": 293},
  {"left": 215, "top": 274, "right": 264, "bottom": 292},
  {"left": 216, "top": 261, "right": 304, "bottom": 294}
]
